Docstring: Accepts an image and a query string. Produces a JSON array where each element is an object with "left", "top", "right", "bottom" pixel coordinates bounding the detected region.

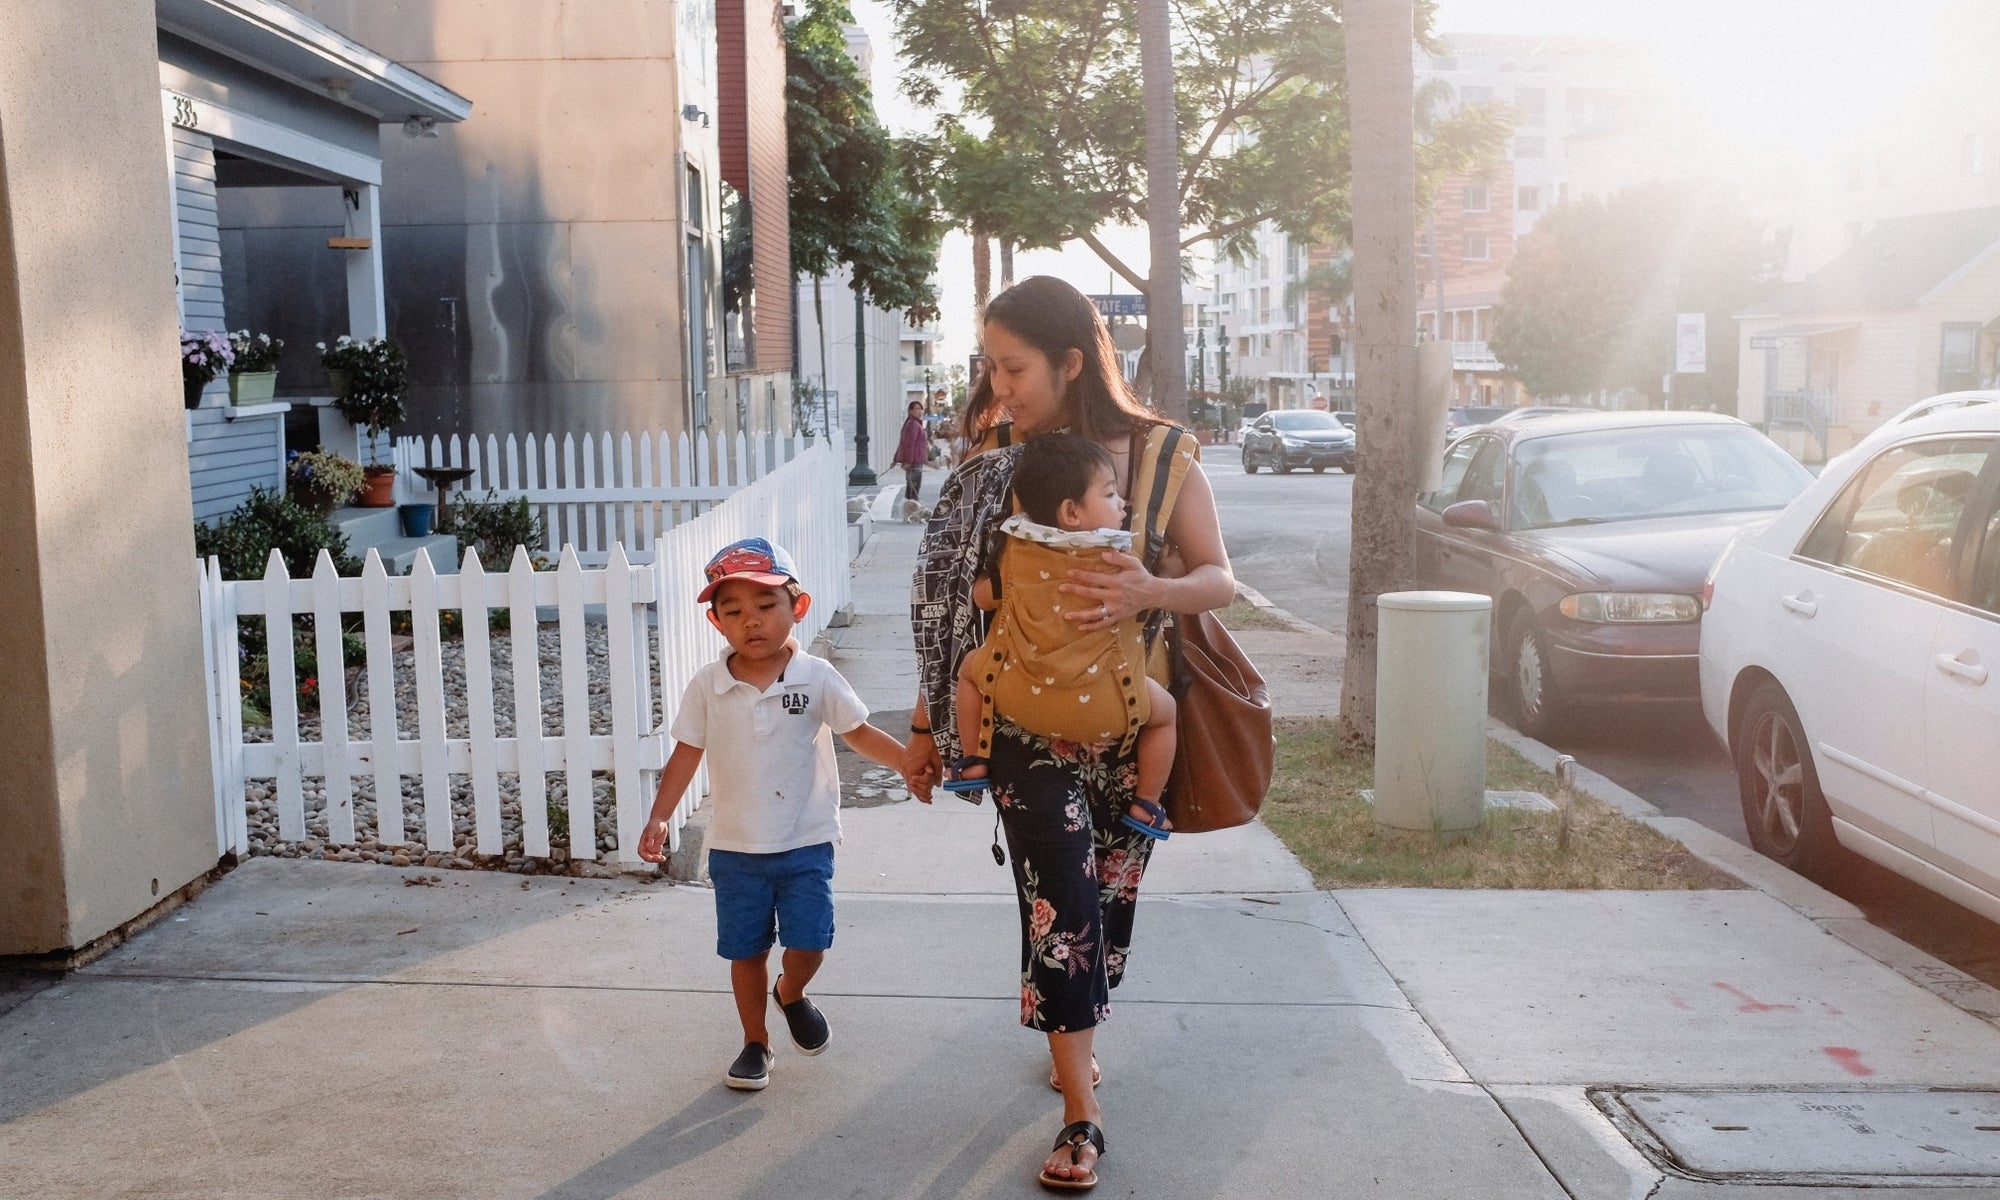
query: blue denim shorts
[{"left": 708, "top": 842, "right": 836, "bottom": 960}]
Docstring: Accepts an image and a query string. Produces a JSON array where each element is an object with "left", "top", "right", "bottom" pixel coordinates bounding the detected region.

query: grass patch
[
  {"left": 1259, "top": 717, "right": 1741, "bottom": 890},
  {"left": 1215, "top": 598, "right": 1298, "bottom": 632}
]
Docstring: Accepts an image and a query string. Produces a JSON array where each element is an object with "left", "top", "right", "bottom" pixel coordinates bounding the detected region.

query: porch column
[
  {"left": 0, "top": 0, "right": 218, "bottom": 956},
  {"left": 339, "top": 182, "right": 388, "bottom": 462}
]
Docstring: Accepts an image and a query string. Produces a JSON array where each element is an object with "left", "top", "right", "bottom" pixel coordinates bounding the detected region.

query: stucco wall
[
  {"left": 0, "top": 0, "right": 218, "bottom": 954},
  {"left": 289, "top": 0, "right": 716, "bottom": 444}
]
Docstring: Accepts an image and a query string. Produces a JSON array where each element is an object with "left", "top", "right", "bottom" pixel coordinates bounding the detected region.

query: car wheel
[
  {"left": 1243, "top": 451, "right": 1259, "bottom": 474},
  {"left": 1274, "top": 459, "right": 1293, "bottom": 475},
  {"left": 1312, "top": 465, "right": 1327, "bottom": 474},
  {"left": 1505, "top": 607, "right": 1566, "bottom": 740},
  {"left": 1734, "top": 681, "right": 1840, "bottom": 877}
]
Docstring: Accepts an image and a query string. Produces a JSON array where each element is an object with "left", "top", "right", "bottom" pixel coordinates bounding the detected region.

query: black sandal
[
  {"left": 1037, "top": 1120, "right": 1106, "bottom": 1191},
  {"left": 1119, "top": 798, "right": 1172, "bottom": 840},
  {"left": 942, "top": 755, "right": 991, "bottom": 794}
]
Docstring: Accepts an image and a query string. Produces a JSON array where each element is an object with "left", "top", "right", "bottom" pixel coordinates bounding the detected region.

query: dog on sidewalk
[{"left": 900, "top": 498, "right": 932, "bottom": 523}]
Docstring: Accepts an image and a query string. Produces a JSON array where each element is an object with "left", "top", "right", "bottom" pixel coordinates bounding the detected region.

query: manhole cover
[{"left": 1600, "top": 1089, "right": 2000, "bottom": 1184}]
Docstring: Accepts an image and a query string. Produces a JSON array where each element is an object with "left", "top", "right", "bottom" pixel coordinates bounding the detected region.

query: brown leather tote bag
[{"left": 1164, "top": 608, "right": 1275, "bottom": 833}]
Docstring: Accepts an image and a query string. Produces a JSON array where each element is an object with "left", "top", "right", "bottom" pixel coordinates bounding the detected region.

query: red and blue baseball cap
[{"left": 697, "top": 536, "right": 801, "bottom": 602}]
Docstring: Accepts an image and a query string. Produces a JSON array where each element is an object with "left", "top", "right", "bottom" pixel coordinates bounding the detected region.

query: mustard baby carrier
[{"left": 966, "top": 516, "right": 1150, "bottom": 755}]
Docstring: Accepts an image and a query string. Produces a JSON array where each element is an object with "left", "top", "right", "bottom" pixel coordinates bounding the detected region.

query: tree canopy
[
  {"left": 889, "top": 0, "right": 1508, "bottom": 288},
  {"left": 789, "top": 0, "right": 944, "bottom": 320},
  {"left": 1489, "top": 184, "right": 1779, "bottom": 407}
]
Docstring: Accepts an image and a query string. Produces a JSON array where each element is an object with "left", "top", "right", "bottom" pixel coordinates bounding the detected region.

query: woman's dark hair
[
  {"left": 907, "top": 400, "right": 924, "bottom": 415},
  {"left": 961, "top": 275, "right": 1156, "bottom": 444},
  {"left": 1011, "top": 433, "right": 1115, "bottom": 528}
]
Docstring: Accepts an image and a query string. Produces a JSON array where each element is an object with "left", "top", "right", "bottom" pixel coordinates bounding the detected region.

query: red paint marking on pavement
[
  {"left": 1715, "top": 982, "right": 1797, "bottom": 1013},
  {"left": 1669, "top": 995, "right": 1690, "bottom": 1010},
  {"left": 1824, "top": 1046, "right": 1873, "bottom": 1076},
  {"left": 1822, "top": 1004, "right": 1844, "bottom": 1016}
]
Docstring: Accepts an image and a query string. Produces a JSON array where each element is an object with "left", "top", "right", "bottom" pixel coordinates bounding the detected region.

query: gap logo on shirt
[{"left": 779, "top": 691, "right": 811, "bottom": 716}]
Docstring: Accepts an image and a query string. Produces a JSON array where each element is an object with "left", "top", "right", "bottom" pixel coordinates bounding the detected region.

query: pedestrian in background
[{"left": 892, "top": 400, "right": 929, "bottom": 515}]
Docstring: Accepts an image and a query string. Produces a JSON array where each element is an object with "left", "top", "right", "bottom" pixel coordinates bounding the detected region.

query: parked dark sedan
[
  {"left": 1413, "top": 411, "right": 1813, "bottom": 737},
  {"left": 1242, "top": 409, "right": 1356, "bottom": 474}
]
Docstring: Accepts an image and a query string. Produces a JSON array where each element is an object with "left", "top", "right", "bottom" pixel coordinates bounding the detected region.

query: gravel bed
[{"left": 242, "top": 623, "right": 670, "bottom": 878}]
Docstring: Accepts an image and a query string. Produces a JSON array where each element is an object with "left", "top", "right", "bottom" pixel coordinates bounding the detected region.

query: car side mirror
[{"left": 1441, "top": 499, "right": 1501, "bottom": 531}]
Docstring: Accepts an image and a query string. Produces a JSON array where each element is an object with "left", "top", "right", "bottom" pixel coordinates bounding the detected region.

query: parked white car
[
  {"left": 1827, "top": 389, "right": 2000, "bottom": 469},
  {"left": 1700, "top": 404, "right": 2000, "bottom": 920}
]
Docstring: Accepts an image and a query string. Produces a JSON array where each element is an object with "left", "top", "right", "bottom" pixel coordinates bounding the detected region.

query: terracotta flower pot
[{"left": 359, "top": 466, "right": 397, "bottom": 507}]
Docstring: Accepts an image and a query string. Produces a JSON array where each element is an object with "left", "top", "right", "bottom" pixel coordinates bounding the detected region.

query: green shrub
[
  {"left": 196, "top": 488, "right": 361, "bottom": 581},
  {"left": 450, "top": 488, "right": 549, "bottom": 569}
]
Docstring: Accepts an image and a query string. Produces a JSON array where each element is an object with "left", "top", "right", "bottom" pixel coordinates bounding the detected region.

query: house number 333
[{"left": 170, "top": 94, "right": 199, "bottom": 130}]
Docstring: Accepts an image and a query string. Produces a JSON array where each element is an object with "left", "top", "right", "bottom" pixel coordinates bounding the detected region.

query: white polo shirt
[{"left": 669, "top": 640, "right": 869, "bottom": 854}]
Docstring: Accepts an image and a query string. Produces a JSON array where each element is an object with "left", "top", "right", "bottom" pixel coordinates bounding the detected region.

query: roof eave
[{"left": 156, "top": 0, "right": 472, "bottom": 124}]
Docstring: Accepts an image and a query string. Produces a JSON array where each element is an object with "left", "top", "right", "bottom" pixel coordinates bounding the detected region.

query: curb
[
  {"left": 1233, "top": 581, "right": 1336, "bottom": 636},
  {"left": 1242, "top": 589, "right": 2000, "bottom": 1030}
]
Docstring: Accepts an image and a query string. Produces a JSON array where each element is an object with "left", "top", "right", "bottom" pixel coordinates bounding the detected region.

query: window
[
  {"left": 1422, "top": 439, "right": 1482, "bottom": 512},
  {"left": 1799, "top": 438, "right": 1994, "bottom": 597},
  {"left": 1459, "top": 439, "right": 1507, "bottom": 506},
  {"left": 1514, "top": 136, "right": 1546, "bottom": 158},
  {"left": 1513, "top": 87, "right": 1546, "bottom": 126},
  {"left": 1462, "top": 233, "right": 1490, "bottom": 261},
  {"left": 1518, "top": 185, "right": 1540, "bottom": 212},
  {"left": 1463, "top": 183, "right": 1489, "bottom": 212},
  {"left": 1941, "top": 322, "right": 1982, "bottom": 391}
]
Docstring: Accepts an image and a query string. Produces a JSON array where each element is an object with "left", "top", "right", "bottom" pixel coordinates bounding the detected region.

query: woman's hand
[
  {"left": 1058, "top": 549, "right": 1160, "bottom": 631},
  {"left": 903, "top": 731, "right": 942, "bottom": 804}
]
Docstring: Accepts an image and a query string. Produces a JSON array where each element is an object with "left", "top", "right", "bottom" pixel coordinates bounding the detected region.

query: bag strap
[{"left": 1133, "top": 424, "right": 1195, "bottom": 646}]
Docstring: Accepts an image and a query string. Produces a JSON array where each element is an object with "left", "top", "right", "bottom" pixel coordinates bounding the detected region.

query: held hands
[
  {"left": 902, "top": 731, "right": 941, "bottom": 804},
  {"left": 1059, "top": 549, "right": 1157, "bottom": 631}
]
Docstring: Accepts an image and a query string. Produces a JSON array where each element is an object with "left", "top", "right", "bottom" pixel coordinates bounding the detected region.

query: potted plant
[
  {"left": 226, "top": 329, "right": 285, "bottom": 405},
  {"left": 319, "top": 336, "right": 408, "bottom": 506},
  {"left": 286, "top": 448, "right": 366, "bottom": 514},
  {"left": 181, "top": 329, "right": 233, "bottom": 409}
]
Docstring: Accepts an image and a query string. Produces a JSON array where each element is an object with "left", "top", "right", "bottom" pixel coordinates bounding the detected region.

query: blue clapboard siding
[
  {"left": 177, "top": 126, "right": 284, "bottom": 522},
  {"left": 190, "top": 409, "right": 285, "bottom": 523}
]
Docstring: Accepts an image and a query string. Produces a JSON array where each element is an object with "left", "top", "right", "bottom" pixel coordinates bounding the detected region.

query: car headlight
[
  {"left": 1558, "top": 593, "right": 1701, "bottom": 623},
  {"left": 1279, "top": 436, "right": 1307, "bottom": 447}
]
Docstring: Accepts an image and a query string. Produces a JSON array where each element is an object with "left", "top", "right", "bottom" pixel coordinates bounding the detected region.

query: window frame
[{"left": 1796, "top": 435, "right": 2000, "bottom": 603}]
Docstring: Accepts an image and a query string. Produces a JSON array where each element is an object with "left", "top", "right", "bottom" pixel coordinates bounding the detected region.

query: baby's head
[{"left": 1012, "top": 433, "right": 1125, "bottom": 532}]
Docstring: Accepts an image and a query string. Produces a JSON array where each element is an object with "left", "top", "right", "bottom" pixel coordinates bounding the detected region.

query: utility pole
[
  {"left": 849, "top": 287, "right": 876, "bottom": 485},
  {"left": 1338, "top": 0, "right": 1419, "bottom": 747},
  {"left": 1138, "top": 0, "right": 1187, "bottom": 421}
]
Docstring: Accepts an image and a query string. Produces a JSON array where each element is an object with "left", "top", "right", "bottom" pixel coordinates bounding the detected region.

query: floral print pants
[{"left": 989, "top": 718, "right": 1156, "bottom": 1032}]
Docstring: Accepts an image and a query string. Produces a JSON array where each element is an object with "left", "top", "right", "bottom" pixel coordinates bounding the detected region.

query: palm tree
[
  {"left": 1338, "top": 0, "right": 1418, "bottom": 747},
  {"left": 1138, "top": 0, "right": 1186, "bottom": 420}
]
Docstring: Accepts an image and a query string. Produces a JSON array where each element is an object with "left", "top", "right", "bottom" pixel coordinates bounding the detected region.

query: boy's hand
[{"left": 637, "top": 819, "right": 671, "bottom": 863}]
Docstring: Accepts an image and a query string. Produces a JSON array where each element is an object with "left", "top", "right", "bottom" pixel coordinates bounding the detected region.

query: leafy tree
[
  {"left": 1490, "top": 184, "right": 1777, "bottom": 408},
  {"left": 789, "top": 0, "right": 945, "bottom": 322},
  {"left": 890, "top": 0, "right": 1507, "bottom": 290}
]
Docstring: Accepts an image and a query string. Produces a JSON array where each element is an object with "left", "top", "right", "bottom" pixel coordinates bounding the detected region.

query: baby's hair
[{"left": 1012, "top": 433, "right": 1115, "bottom": 527}]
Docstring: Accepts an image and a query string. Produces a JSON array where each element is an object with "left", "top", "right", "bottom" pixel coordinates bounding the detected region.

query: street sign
[
  {"left": 1089, "top": 294, "right": 1147, "bottom": 317},
  {"left": 1675, "top": 312, "right": 1707, "bottom": 374}
]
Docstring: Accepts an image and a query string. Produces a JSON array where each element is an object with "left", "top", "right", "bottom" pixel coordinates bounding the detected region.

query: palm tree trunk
[
  {"left": 999, "top": 240, "right": 1014, "bottom": 290},
  {"left": 1338, "top": 0, "right": 1419, "bottom": 748},
  {"left": 1138, "top": 0, "right": 1186, "bottom": 420},
  {"left": 972, "top": 228, "right": 992, "bottom": 317}
]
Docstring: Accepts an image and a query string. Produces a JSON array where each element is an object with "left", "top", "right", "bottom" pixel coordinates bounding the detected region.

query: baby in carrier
[{"left": 945, "top": 434, "right": 1177, "bottom": 839}]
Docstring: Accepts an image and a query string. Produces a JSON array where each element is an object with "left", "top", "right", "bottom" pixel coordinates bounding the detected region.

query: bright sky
[{"left": 845, "top": 0, "right": 2000, "bottom": 370}]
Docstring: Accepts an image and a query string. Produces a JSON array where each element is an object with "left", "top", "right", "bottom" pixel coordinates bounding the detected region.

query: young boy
[
  {"left": 945, "top": 434, "right": 1177, "bottom": 839},
  {"left": 637, "top": 536, "right": 907, "bottom": 1090}
]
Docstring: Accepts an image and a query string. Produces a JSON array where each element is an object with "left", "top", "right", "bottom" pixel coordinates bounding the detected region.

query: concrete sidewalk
[{"left": 7, "top": 484, "right": 2000, "bottom": 1198}]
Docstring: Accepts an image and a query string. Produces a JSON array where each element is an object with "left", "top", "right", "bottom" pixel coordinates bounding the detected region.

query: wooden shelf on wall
[{"left": 327, "top": 237, "right": 372, "bottom": 250}]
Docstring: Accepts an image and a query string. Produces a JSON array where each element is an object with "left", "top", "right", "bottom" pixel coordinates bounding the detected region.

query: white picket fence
[
  {"left": 395, "top": 428, "right": 820, "bottom": 566},
  {"left": 198, "top": 436, "right": 852, "bottom": 866}
]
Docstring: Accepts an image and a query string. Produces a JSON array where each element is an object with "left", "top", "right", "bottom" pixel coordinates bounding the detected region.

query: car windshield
[
  {"left": 1271, "top": 411, "right": 1342, "bottom": 431},
  {"left": 1511, "top": 425, "right": 1812, "bottom": 529}
]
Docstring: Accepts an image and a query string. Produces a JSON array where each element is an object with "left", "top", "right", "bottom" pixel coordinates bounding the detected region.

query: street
[{"left": 1205, "top": 440, "right": 2000, "bottom": 989}]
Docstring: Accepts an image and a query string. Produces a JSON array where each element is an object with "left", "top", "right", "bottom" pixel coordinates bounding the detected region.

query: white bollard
[{"left": 1374, "top": 590, "right": 1491, "bottom": 834}]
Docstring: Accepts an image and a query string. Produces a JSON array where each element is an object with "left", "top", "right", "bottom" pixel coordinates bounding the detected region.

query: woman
[
  {"left": 906, "top": 276, "right": 1234, "bottom": 1191},
  {"left": 892, "top": 399, "right": 929, "bottom": 511}
]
